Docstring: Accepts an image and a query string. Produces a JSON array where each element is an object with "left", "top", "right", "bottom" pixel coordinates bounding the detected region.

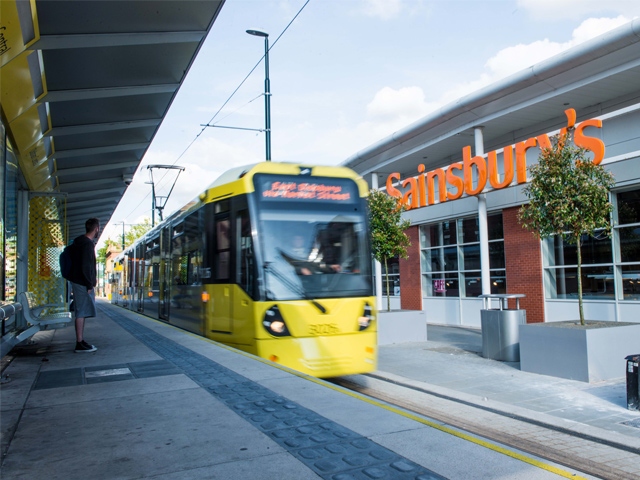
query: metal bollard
[{"left": 626, "top": 354, "right": 640, "bottom": 411}]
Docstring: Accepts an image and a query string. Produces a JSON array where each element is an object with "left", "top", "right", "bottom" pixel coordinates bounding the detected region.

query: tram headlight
[
  {"left": 358, "top": 303, "right": 375, "bottom": 331},
  {"left": 263, "top": 305, "right": 291, "bottom": 337}
]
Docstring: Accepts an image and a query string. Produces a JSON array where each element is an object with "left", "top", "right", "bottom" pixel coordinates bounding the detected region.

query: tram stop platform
[{"left": 1, "top": 300, "right": 639, "bottom": 480}]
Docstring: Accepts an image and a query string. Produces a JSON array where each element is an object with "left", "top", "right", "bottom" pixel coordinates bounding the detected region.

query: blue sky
[{"left": 101, "top": 0, "right": 640, "bottom": 244}]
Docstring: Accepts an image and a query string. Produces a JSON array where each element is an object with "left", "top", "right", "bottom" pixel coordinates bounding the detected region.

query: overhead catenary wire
[{"left": 119, "top": 0, "right": 311, "bottom": 225}]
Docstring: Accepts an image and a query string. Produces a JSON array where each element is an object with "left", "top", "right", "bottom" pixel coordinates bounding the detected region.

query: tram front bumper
[{"left": 257, "top": 332, "right": 377, "bottom": 378}]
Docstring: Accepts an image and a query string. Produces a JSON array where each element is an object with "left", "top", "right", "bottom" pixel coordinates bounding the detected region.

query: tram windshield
[{"left": 254, "top": 174, "right": 372, "bottom": 300}]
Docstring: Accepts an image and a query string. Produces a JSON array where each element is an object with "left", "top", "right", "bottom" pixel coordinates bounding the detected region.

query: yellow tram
[{"left": 111, "top": 162, "right": 377, "bottom": 377}]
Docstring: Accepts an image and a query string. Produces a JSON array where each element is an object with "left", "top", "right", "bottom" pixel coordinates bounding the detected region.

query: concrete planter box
[
  {"left": 377, "top": 310, "right": 427, "bottom": 345},
  {"left": 520, "top": 321, "right": 640, "bottom": 383}
]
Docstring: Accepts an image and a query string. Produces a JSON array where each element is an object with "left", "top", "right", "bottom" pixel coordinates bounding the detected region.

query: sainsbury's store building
[{"left": 344, "top": 20, "right": 640, "bottom": 326}]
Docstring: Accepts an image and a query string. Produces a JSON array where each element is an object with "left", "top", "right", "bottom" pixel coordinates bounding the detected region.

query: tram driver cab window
[{"left": 279, "top": 221, "right": 358, "bottom": 276}]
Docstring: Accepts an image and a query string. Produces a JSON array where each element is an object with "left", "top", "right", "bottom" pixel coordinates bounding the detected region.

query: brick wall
[
  {"left": 503, "top": 207, "right": 545, "bottom": 323},
  {"left": 399, "top": 225, "right": 422, "bottom": 310}
]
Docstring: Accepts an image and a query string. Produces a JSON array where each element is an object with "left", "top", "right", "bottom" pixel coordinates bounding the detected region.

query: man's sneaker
[{"left": 75, "top": 341, "right": 97, "bottom": 353}]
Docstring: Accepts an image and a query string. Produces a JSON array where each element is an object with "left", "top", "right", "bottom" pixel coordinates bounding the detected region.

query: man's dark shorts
[{"left": 70, "top": 282, "right": 96, "bottom": 319}]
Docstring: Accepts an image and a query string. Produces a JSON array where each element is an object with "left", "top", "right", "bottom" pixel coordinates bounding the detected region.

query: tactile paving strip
[
  {"left": 102, "top": 307, "right": 446, "bottom": 480},
  {"left": 33, "top": 360, "right": 182, "bottom": 389}
]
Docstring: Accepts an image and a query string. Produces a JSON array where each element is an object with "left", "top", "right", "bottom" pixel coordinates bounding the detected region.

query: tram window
[
  {"left": 216, "top": 200, "right": 230, "bottom": 214},
  {"left": 216, "top": 217, "right": 230, "bottom": 280},
  {"left": 172, "top": 212, "right": 203, "bottom": 285},
  {"left": 237, "top": 209, "right": 254, "bottom": 295}
]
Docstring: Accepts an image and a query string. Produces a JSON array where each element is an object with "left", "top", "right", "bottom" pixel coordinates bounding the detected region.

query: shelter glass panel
[{"left": 3, "top": 134, "right": 19, "bottom": 302}]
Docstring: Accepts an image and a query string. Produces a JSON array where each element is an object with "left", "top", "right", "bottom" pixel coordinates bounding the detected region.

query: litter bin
[
  {"left": 626, "top": 354, "right": 639, "bottom": 411},
  {"left": 479, "top": 294, "right": 526, "bottom": 362}
]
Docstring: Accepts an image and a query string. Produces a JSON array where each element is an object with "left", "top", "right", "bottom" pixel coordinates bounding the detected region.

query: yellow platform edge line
[{"left": 113, "top": 304, "right": 586, "bottom": 480}]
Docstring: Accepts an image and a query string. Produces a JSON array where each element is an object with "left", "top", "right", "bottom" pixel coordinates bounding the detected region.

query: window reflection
[
  {"left": 622, "top": 265, "right": 640, "bottom": 300},
  {"left": 259, "top": 213, "right": 371, "bottom": 300},
  {"left": 551, "top": 234, "right": 612, "bottom": 266},
  {"left": 420, "top": 214, "right": 505, "bottom": 298},
  {"left": 545, "top": 266, "right": 615, "bottom": 299},
  {"left": 618, "top": 190, "right": 640, "bottom": 225},
  {"left": 542, "top": 188, "right": 640, "bottom": 301}
]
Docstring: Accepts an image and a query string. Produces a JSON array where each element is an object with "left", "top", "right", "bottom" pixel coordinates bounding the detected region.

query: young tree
[
  {"left": 125, "top": 217, "right": 152, "bottom": 247},
  {"left": 368, "top": 189, "right": 411, "bottom": 311},
  {"left": 518, "top": 130, "right": 615, "bottom": 325}
]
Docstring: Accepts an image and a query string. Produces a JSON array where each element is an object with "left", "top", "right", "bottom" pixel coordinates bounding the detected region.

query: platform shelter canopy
[{"left": 0, "top": 0, "right": 225, "bottom": 240}]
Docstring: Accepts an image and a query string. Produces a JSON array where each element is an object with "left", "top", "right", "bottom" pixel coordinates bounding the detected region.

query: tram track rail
[{"left": 331, "top": 373, "right": 640, "bottom": 480}]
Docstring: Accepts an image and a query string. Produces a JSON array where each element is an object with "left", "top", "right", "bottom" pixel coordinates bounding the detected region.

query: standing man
[{"left": 67, "top": 217, "right": 100, "bottom": 352}]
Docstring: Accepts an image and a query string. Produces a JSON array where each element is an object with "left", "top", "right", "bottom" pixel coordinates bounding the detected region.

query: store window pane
[
  {"left": 622, "top": 264, "right": 640, "bottom": 300},
  {"left": 422, "top": 248, "right": 442, "bottom": 272},
  {"left": 420, "top": 225, "right": 433, "bottom": 248},
  {"left": 491, "top": 270, "right": 507, "bottom": 294},
  {"left": 422, "top": 247, "right": 458, "bottom": 271},
  {"left": 441, "top": 221, "right": 457, "bottom": 245},
  {"left": 382, "top": 257, "right": 400, "bottom": 296},
  {"left": 461, "top": 244, "right": 480, "bottom": 270},
  {"left": 618, "top": 189, "right": 640, "bottom": 225},
  {"left": 423, "top": 272, "right": 459, "bottom": 297},
  {"left": 462, "top": 272, "right": 482, "bottom": 297},
  {"left": 552, "top": 235, "right": 612, "bottom": 266},
  {"left": 420, "top": 213, "right": 504, "bottom": 298},
  {"left": 421, "top": 221, "right": 458, "bottom": 247},
  {"left": 488, "top": 214, "right": 504, "bottom": 241},
  {"left": 489, "top": 242, "right": 505, "bottom": 269},
  {"left": 619, "top": 225, "right": 640, "bottom": 263},
  {"left": 443, "top": 246, "right": 458, "bottom": 271},
  {"left": 461, "top": 270, "right": 507, "bottom": 297},
  {"left": 460, "top": 217, "right": 479, "bottom": 243},
  {"left": 545, "top": 266, "right": 615, "bottom": 299}
]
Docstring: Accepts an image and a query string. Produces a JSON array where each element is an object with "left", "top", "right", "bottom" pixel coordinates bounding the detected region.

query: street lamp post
[{"left": 246, "top": 29, "right": 271, "bottom": 161}]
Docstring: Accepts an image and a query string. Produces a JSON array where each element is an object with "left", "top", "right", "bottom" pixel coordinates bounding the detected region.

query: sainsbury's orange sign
[{"left": 386, "top": 109, "right": 604, "bottom": 210}]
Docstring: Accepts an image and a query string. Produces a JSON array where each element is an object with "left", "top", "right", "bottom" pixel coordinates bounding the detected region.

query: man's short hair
[{"left": 85, "top": 217, "right": 100, "bottom": 233}]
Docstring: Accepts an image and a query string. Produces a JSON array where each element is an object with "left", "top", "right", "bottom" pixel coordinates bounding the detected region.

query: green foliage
[
  {"left": 96, "top": 218, "right": 151, "bottom": 267},
  {"left": 368, "top": 189, "right": 411, "bottom": 311},
  {"left": 125, "top": 217, "right": 152, "bottom": 247},
  {"left": 97, "top": 238, "right": 120, "bottom": 264},
  {"left": 518, "top": 130, "right": 615, "bottom": 324}
]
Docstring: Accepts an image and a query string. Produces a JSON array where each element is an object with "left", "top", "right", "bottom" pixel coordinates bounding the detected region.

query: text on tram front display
[{"left": 261, "top": 181, "right": 352, "bottom": 202}]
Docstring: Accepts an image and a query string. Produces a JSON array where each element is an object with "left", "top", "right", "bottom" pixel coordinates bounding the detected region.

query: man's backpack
[{"left": 59, "top": 244, "right": 74, "bottom": 280}]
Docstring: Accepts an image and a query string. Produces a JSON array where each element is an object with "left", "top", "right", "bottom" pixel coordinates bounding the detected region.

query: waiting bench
[
  {"left": 1, "top": 301, "right": 22, "bottom": 336},
  {"left": 18, "top": 292, "right": 72, "bottom": 329}
]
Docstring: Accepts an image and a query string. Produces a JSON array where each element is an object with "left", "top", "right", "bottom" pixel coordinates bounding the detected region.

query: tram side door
[{"left": 159, "top": 224, "right": 172, "bottom": 321}]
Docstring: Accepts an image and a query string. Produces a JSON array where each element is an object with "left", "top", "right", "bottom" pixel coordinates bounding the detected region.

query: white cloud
[
  {"left": 485, "top": 16, "right": 630, "bottom": 79},
  {"left": 485, "top": 39, "right": 565, "bottom": 78},
  {"left": 360, "top": 0, "right": 404, "bottom": 20},
  {"left": 571, "top": 15, "right": 632, "bottom": 43},
  {"left": 366, "top": 86, "right": 433, "bottom": 122},
  {"left": 303, "top": 86, "right": 433, "bottom": 159},
  {"left": 518, "top": 0, "right": 640, "bottom": 20},
  {"left": 154, "top": 136, "right": 262, "bottom": 212},
  {"left": 432, "top": 15, "right": 631, "bottom": 105},
  {"left": 332, "top": 15, "right": 634, "bottom": 160}
]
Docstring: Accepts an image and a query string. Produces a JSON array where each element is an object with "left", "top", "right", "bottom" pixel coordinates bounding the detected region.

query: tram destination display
[{"left": 254, "top": 174, "right": 358, "bottom": 204}]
